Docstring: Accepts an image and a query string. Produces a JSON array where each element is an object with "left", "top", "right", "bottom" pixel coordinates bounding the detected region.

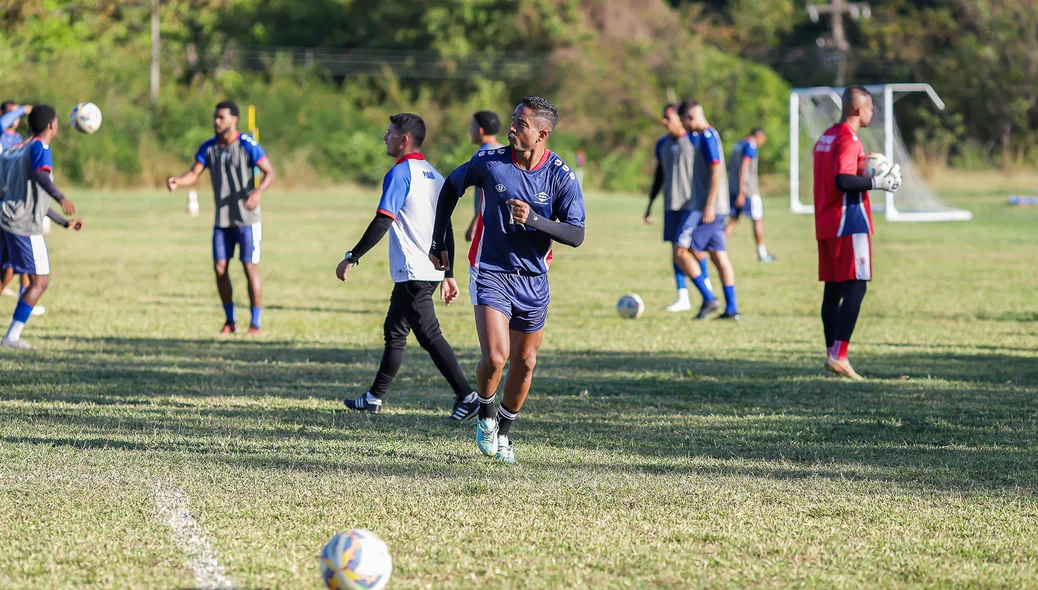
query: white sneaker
[
  {"left": 664, "top": 298, "right": 692, "bottom": 312},
  {"left": 1, "top": 287, "right": 16, "bottom": 298},
  {"left": 30, "top": 306, "right": 45, "bottom": 317},
  {"left": 1, "top": 337, "right": 35, "bottom": 350}
]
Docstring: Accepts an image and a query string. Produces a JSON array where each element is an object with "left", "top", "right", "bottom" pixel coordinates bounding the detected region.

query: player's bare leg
[
  {"left": 667, "top": 245, "right": 698, "bottom": 312},
  {"left": 680, "top": 246, "right": 719, "bottom": 319},
  {"left": 0, "top": 268, "right": 15, "bottom": 294},
  {"left": 3, "top": 273, "right": 48, "bottom": 350},
  {"left": 473, "top": 305, "right": 510, "bottom": 456},
  {"left": 494, "top": 328, "right": 543, "bottom": 463},
  {"left": 242, "top": 261, "right": 262, "bottom": 333},
  {"left": 214, "top": 259, "right": 236, "bottom": 333},
  {"left": 753, "top": 219, "right": 775, "bottom": 263},
  {"left": 724, "top": 215, "right": 739, "bottom": 239}
]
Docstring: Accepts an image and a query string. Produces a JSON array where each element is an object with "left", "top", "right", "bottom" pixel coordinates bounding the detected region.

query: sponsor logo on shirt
[
  {"left": 534, "top": 191, "right": 550, "bottom": 204},
  {"left": 496, "top": 148, "right": 505, "bottom": 155},
  {"left": 478, "top": 151, "right": 485, "bottom": 157},
  {"left": 496, "top": 184, "right": 507, "bottom": 192}
]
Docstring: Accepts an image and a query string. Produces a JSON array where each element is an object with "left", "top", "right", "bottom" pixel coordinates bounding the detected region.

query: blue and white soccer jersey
[
  {"left": 0, "top": 139, "right": 53, "bottom": 275},
  {"left": 447, "top": 147, "right": 585, "bottom": 332},
  {"left": 729, "top": 139, "right": 763, "bottom": 221},
  {"left": 690, "top": 129, "right": 728, "bottom": 253},
  {"left": 194, "top": 132, "right": 267, "bottom": 263},
  {"left": 376, "top": 153, "right": 446, "bottom": 283},
  {"left": 212, "top": 224, "right": 262, "bottom": 263}
]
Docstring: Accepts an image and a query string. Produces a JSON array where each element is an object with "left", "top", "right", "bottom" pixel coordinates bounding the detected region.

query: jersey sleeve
[
  {"left": 654, "top": 136, "right": 667, "bottom": 162},
  {"left": 743, "top": 142, "right": 758, "bottom": 161},
  {"left": 194, "top": 141, "right": 210, "bottom": 168},
  {"left": 0, "top": 106, "right": 26, "bottom": 132},
  {"left": 240, "top": 134, "right": 267, "bottom": 166},
  {"left": 30, "top": 141, "right": 52, "bottom": 173},
  {"left": 701, "top": 130, "right": 721, "bottom": 165},
  {"left": 446, "top": 157, "right": 481, "bottom": 196},
  {"left": 377, "top": 163, "right": 411, "bottom": 219},
  {"left": 552, "top": 175, "right": 586, "bottom": 228},
  {"left": 833, "top": 132, "right": 862, "bottom": 177}
]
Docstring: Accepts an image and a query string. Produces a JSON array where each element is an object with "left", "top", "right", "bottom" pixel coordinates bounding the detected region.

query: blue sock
[
  {"left": 699, "top": 257, "right": 710, "bottom": 280},
  {"left": 223, "top": 303, "right": 236, "bottom": 324},
  {"left": 673, "top": 263, "right": 687, "bottom": 290},
  {"left": 13, "top": 300, "right": 33, "bottom": 323},
  {"left": 691, "top": 275, "right": 715, "bottom": 302},
  {"left": 250, "top": 306, "right": 262, "bottom": 328},
  {"left": 723, "top": 285, "right": 738, "bottom": 315}
]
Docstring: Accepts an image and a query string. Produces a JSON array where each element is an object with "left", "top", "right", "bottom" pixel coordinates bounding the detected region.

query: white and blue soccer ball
[
  {"left": 320, "top": 529, "right": 392, "bottom": 590},
  {"left": 69, "top": 102, "right": 103, "bottom": 134},
  {"left": 616, "top": 293, "right": 645, "bottom": 319},
  {"left": 863, "top": 152, "right": 891, "bottom": 178}
]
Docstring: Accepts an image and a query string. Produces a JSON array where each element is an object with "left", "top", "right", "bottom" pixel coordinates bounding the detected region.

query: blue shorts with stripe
[
  {"left": 687, "top": 211, "right": 727, "bottom": 252},
  {"left": 663, "top": 209, "right": 696, "bottom": 248},
  {"left": 473, "top": 269, "right": 550, "bottom": 333},
  {"left": 213, "top": 223, "right": 262, "bottom": 263},
  {"left": 0, "top": 230, "right": 50, "bottom": 275}
]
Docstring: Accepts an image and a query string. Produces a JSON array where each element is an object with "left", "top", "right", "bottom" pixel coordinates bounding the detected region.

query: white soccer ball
[
  {"left": 320, "top": 529, "right": 392, "bottom": 590},
  {"left": 69, "top": 102, "right": 103, "bottom": 134},
  {"left": 863, "top": 152, "right": 891, "bottom": 178},
  {"left": 616, "top": 293, "right": 645, "bottom": 319}
]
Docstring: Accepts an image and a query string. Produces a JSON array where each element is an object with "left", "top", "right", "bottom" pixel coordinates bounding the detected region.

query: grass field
[{"left": 1, "top": 179, "right": 1036, "bottom": 589}]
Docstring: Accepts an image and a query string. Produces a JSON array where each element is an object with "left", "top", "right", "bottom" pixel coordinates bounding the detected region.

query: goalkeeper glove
[{"left": 872, "top": 164, "right": 902, "bottom": 192}]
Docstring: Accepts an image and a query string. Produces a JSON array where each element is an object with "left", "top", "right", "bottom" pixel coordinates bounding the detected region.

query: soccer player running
[
  {"left": 334, "top": 113, "right": 479, "bottom": 421},
  {"left": 0, "top": 105, "right": 79, "bottom": 349},
  {"left": 167, "top": 101, "right": 277, "bottom": 334},
  {"left": 678, "top": 100, "right": 739, "bottom": 320},
  {"left": 644, "top": 103, "right": 713, "bottom": 313},
  {"left": 464, "top": 110, "right": 505, "bottom": 243},
  {"left": 813, "top": 86, "right": 902, "bottom": 380},
  {"left": 725, "top": 128, "right": 776, "bottom": 263},
  {"left": 429, "top": 96, "right": 586, "bottom": 463}
]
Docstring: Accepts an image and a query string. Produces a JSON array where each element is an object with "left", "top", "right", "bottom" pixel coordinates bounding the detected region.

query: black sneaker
[
  {"left": 715, "top": 312, "right": 741, "bottom": 321},
  {"left": 694, "top": 299, "right": 721, "bottom": 320},
  {"left": 449, "top": 397, "right": 479, "bottom": 421},
  {"left": 343, "top": 395, "right": 382, "bottom": 413}
]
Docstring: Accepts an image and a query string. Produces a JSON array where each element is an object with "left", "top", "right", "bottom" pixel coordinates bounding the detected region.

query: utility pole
[
  {"left": 808, "top": 0, "right": 871, "bottom": 86},
  {"left": 150, "top": 0, "right": 160, "bottom": 106}
]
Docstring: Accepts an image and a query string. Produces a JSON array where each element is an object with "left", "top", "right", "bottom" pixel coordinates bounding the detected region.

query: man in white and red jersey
[{"left": 813, "top": 86, "right": 902, "bottom": 380}]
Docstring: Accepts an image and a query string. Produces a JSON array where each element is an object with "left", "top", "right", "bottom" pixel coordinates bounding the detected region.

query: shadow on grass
[{"left": 2, "top": 335, "right": 1036, "bottom": 492}]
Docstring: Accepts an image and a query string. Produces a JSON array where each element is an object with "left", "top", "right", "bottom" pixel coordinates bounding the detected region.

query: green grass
[{"left": 0, "top": 184, "right": 1036, "bottom": 589}]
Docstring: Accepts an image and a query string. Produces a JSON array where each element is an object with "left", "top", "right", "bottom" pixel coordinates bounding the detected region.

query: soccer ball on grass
[
  {"left": 320, "top": 529, "right": 392, "bottom": 590},
  {"left": 616, "top": 293, "right": 645, "bottom": 319}
]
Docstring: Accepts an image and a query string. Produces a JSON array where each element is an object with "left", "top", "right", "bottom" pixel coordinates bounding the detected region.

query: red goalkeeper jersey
[{"left": 813, "top": 122, "right": 873, "bottom": 240}]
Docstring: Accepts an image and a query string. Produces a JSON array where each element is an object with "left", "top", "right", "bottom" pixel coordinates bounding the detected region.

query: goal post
[{"left": 789, "top": 83, "right": 972, "bottom": 222}]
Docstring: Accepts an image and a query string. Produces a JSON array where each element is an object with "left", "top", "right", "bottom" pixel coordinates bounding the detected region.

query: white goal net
[{"left": 789, "top": 83, "right": 972, "bottom": 222}]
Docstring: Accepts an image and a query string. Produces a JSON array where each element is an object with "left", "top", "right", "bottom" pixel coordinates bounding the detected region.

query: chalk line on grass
[{"left": 154, "top": 479, "right": 236, "bottom": 590}]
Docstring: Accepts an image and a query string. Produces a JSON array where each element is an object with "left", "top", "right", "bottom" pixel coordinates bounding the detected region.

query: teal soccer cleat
[
  {"left": 495, "top": 437, "right": 516, "bottom": 464},
  {"left": 476, "top": 417, "right": 498, "bottom": 457}
]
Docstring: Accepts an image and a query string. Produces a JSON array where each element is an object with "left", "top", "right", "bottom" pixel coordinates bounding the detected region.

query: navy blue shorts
[
  {"left": 213, "top": 223, "right": 262, "bottom": 263},
  {"left": 663, "top": 209, "right": 696, "bottom": 249},
  {"left": 688, "top": 211, "right": 727, "bottom": 252},
  {"left": 0, "top": 231, "right": 50, "bottom": 275},
  {"left": 473, "top": 269, "right": 550, "bottom": 333}
]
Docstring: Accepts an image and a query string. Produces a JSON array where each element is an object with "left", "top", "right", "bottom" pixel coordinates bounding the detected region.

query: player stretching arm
[
  {"left": 429, "top": 96, "right": 586, "bottom": 464},
  {"left": 333, "top": 113, "right": 480, "bottom": 421},
  {"left": 168, "top": 101, "right": 276, "bottom": 334},
  {"left": 813, "top": 86, "right": 902, "bottom": 380}
]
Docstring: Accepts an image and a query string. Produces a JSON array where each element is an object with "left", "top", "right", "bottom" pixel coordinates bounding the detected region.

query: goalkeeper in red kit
[{"left": 812, "top": 86, "right": 902, "bottom": 380}]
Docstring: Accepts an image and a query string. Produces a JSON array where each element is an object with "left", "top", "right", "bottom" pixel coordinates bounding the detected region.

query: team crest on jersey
[
  {"left": 534, "top": 191, "right": 550, "bottom": 204},
  {"left": 495, "top": 183, "right": 506, "bottom": 192}
]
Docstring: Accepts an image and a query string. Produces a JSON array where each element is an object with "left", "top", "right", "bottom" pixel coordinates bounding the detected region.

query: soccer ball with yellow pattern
[{"left": 320, "top": 529, "right": 392, "bottom": 590}]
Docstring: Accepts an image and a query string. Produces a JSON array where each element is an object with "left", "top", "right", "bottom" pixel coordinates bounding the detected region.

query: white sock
[
  {"left": 462, "top": 391, "right": 478, "bottom": 404},
  {"left": 364, "top": 392, "right": 382, "bottom": 406},
  {"left": 757, "top": 244, "right": 769, "bottom": 259},
  {"left": 5, "top": 320, "right": 26, "bottom": 341},
  {"left": 675, "top": 288, "right": 690, "bottom": 302},
  {"left": 704, "top": 277, "right": 715, "bottom": 293}
]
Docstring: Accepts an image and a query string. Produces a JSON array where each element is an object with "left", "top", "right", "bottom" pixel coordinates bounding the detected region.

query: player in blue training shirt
[
  {"left": 167, "top": 101, "right": 277, "bottom": 334},
  {"left": 678, "top": 100, "right": 739, "bottom": 320},
  {"left": 429, "top": 96, "right": 586, "bottom": 463},
  {"left": 1, "top": 101, "right": 30, "bottom": 153}
]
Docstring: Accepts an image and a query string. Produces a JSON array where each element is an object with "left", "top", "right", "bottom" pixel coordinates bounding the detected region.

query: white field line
[{"left": 154, "top": 479, "right": 236, "bottom": 590}]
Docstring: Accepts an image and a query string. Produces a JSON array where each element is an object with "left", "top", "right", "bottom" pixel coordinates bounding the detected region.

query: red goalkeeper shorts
[{"left": 818, "top": 234, "right": 872, "bottom": 282}]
